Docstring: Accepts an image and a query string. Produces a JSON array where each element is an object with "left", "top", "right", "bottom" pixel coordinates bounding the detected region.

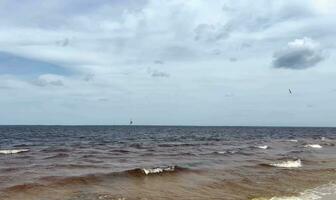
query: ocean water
[{"left": 0, "top": 126, "right": 336, "bottom": 200}]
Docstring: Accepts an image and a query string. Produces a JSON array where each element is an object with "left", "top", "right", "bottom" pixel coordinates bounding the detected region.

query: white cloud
[
  {"left": 147, "top": 68, "right": 170, "bottom": 78},
  {"left": 288, "top": 37, "right": 319, "bottom": 49},
  {"left": 34, "top": 74, "right": 65, "bottom": 87},
  {"left": 273, "top": 37, "right": 325, "bottom": 69},
  {"left": 313, "top": 0, "right": 336, "bottom": 14}
]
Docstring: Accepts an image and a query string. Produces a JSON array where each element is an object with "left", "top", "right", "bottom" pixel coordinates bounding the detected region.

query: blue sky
[
  {"left": 0, "top": 0, "right": 336, "bottom": 126},
  {"left": 0, "top": 52, "right": 71, "bottom": 76}
]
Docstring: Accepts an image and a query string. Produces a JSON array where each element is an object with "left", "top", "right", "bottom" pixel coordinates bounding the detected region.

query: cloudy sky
[{"left": 0, "top": 0, "right": 335, "bottom": 126}]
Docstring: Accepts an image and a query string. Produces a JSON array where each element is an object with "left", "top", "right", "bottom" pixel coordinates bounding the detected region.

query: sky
[{"left": 0, "top": 0, "right": 336, "bottom": 126}]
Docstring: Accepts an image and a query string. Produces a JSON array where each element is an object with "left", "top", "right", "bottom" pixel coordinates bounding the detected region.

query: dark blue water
[{"left": 1, "top": 125, "right": 334, "bottom": 148}]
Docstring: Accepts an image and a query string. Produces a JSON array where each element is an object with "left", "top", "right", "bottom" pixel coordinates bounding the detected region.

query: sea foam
[
  {"left": 304, "top": 144, "right": 322, "bottom": 149},
  {"left": 269, "top": 159, "right": 302, "bottom": 168},
  {"left": 255, "top": 183, "right": 336, "bottom": 200},
  {"left": 0, "top": 149, "right": 29, "bottom": 154},
  {"left": 256, "top": 145, "right": 268, "bottom": 149},
  {"left": 142, "top": 166, "right": 176, "bottom": 175}
]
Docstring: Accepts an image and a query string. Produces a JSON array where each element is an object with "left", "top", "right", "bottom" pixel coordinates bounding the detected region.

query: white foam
[
  {"left": 270, "top": 159, "right": 302, "bottom": 168},
  {"left": 305, "top": 144, "right": 322, "bottom": 149},
  {"left": 0, "top": 149, "right": 29, "bottom": 154},
  {"left": 262, "top": 183, "right": 336, "bottom": 200},
  {"left": 142, "top": 166, "right": 175, "bottom": 175},
  {"left": 257, "top": 145, "right": 268, "bottom": 149},
  {"left": 216, "top": 151, "right": 226, "bottom": 154},
  {"left": 289, "top": 139, "right": 298, "bottom": 143}
]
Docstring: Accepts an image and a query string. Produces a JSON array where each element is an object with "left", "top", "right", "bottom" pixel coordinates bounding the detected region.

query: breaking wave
[
  {"left": 3, "top": 165, "right": 190, "bottom": 193},
  {"left": 253, "top": 183, "right": 336, "bottom": 200},
  {"left": 142, "top": 166, "right": 176, "bottom": 175},
  {"left": 126, "top": 165, "right": 187, "bottom": 176},
  {"left": 256, "top": 145, "right": 268, "bottom": 149},
  {"left": 0, "top": 149, "right": 29, "bottom": 154},
  {"left": 304, "top": 144, "right": 322, "bottom": 149},
  {"left": 267, "top": 159, "right": 302, "bottom": 168}
]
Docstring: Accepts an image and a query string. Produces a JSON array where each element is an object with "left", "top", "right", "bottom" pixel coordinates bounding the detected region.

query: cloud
[
  {"left": 34, "top": 74, "right": 65, "bottom": 87},
  {"left": 240, "top": 42, "right": 252, "bottom": 49},
  {"left": 229, "top": 57, "right": 237, "bottom": 62},
  {"left": 154, "top": 60, "right": 164, "bottom": 64},
  {"left": 0, "top": 1, "right": 336, "bottom": 125},
  {"left": 56, "top": 38, "right": 70, "bottom": 47},
  {"left": 272, "top": 37, "right": 325, "bottom": 69},
  {"left": 147, "top": 68, "right": 170, "bottom": 78},
  {"left": 83, "top": 73, "right": 94, "bottom": 82},
  {"left": 224, "top": 92, "right": 234, "bottom": 97},
  {"left": 160, "top": 46, "right": 197, "bottom": 61},
  {"left": 97, "top": 97, "right": 109, "bottom": 102},
  {"left": 211, "top": 49, "right": 221, "bottom": 55},
  {"left": 151, "top": 71, "right": 170, "bottom": 78},
  {"left": 194, "top": 23, "right": 231, "bottom": 42}
]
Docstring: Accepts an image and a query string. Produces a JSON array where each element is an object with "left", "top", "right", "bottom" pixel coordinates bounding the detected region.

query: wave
[
  {"left": 48, "top": 164, "right": 104, "bottom": 169},
  {"left": 256, "top": 145, "right": 268, "bottom": 149},
  {"left": 3, "top": 165, "right": 190, "bottom": 193},
  {"left": 304, "top": 144, "right": 322, "bottom": 149},
  {"left": 13, "top": 144, "right": 31, "bottom": 148},
  {"left": 142, "top": 166, "right": 176, "bottom": 175},
  {"left": 41, "top": 148, "right": 70, "bottom": 153},
  {"left": 287, "top": 150, "right": 306, "bottom": 155},
  {"left": 157, "top": 143, "right": 198, "bottom": 147},
  {"left": 268, "top": 159, "right": 302, "bottom": 168},
  {"left": 212, "top": 149, "right": 239, "bottom": 155},
  {"left": 129, "top": 143, "right": 148, "bottom": 149},
  {"left": 253, "top": 183, "right": 336, "bottom": 200},
  {"left": 3, "top": 183, "right": 44, "bottom": 193},
  {"left": 44, "top": 153, "right": 69, "bottom": 159},
  {"left": 110, "top": 149, "right": 132, "bottom": 153},
  {"left": 0, "top": 149, "right": 29, "bottom": 154},
  {"left": 127, "top": 165, "right": 187, "bottom": 176}
]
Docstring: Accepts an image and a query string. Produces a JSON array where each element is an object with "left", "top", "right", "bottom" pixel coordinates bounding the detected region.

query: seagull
[{"left": 289, "top": 89, "right": 292, "bottom": 94}]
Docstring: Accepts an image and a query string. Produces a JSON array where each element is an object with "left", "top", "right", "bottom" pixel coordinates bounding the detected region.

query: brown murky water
[{"left": 1, "top": 126, "right": 336, "bottom": 200}]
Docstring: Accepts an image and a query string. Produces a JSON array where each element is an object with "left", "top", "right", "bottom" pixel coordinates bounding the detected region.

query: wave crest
[
  {"left": 254, "top": 183, "right": 336, "bottom": 200},
  {"left": 269, "top": 159, "right": 302, "bottom": 168},
  {"left": 0, "top": 149, "right": 29, "bottom": 154},
  {"left": 256, "top": 145, "right": 268, "bottom": 149},
  {"left": 127, "top": 166, "right": 186, "bottom": 176},
  {"left": 142, "top": 166, "right": 175, "bottom": 175},
  {"left": 304, "top": 144, "right": 322, "bottom": 149}
]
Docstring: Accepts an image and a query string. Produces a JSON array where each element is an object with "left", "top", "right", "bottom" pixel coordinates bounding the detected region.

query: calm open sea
[{"left": 1, "top": 126, "right": 336, "bottom": 200}]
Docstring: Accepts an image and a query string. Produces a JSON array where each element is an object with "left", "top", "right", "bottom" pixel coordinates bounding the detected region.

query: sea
[{"left": 0, "top": 126, "right": 336, "bottom": 200}]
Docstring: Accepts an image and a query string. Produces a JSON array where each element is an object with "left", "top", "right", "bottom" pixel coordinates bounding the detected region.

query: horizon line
[{"left": 0, "top": 124, "right": 335, "bottom": 128}]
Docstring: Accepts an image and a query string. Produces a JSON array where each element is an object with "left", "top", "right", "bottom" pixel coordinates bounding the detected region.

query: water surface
[{"left": 0, "top": 126, "right": 336, "bottom": 200}]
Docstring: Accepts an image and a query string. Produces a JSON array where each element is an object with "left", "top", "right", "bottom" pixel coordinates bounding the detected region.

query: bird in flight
[{"left": 289, "top": 89, "right": 292, "bottom": 94}]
